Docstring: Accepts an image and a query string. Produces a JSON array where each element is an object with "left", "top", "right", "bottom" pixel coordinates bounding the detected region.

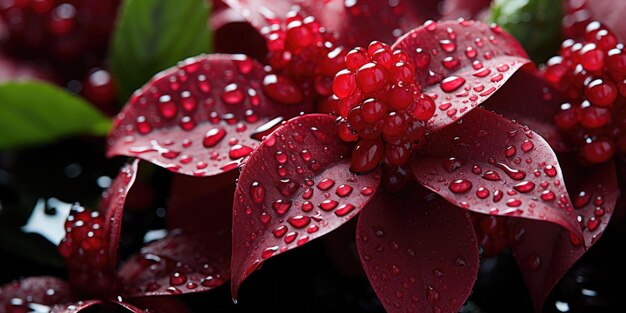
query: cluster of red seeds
[
  {"left": 261, "top": 10, "right": 346, "bottom": 104},
  {"left": 471, "top": 214, "right": 510, "bottom": 258},
  {"left": 543, "top": 21, "right": 626, "bottom": 163},
  {"left": 0, "top": 0, "right": 120, "bottom": 81},
  {"left": 332, "top": 41, "right": 436, "bottom": 173},
  {"left": 58, "top": 204, "right": 108, "bottom": 269}
]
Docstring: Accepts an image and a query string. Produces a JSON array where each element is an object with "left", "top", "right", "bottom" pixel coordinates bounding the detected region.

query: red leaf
[
  {"left": 411, "top": 108, "right": 583, "bottom": 239},
  {"left": 100, "top": 159, "right": 139, "bottom": 273},
  {"left": 118, "top": 174, "right": 232, "bottom": 297},
  {"left": 222, "top": 0, "right": 425, "bottom": 47},
  {"left": 0, "top": 277, "right": 76, "bottom": 312},
  {"left": 61, "top": 160, "right": 138, "bottom": 297},
  {"left": 107, "top": 54, "right": 310, "bottom": 176},
  {"left": 231, "top": 114, "right": 381, "bottom": 298},
  {"left": 356, "top": 187, "right": 479, "bottom": 313},
  {"left": 392, "top": 20, "right": 531, "bottom": 131},
  {"left": 483, "top": 68, "right": 570, "bottom": 152},
  {"left": 509, "top": 158, "right": 618, "bottom": 311}
]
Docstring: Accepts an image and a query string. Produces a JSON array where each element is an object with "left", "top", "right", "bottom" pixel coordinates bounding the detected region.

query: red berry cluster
[
  {"left": 59, "top": 204, "right": 108, "bottom": 269},
  {"left": 261, "top": 10, "right": 346, "bottom": 103},
  {"left": 543, "top": 21, "right": 626, "bottom": 163},
  {"left": 332, "top": 41, "right": 436, "bottom": 173},
  {"left": 0, "top": 0, "right": 120, "bottom": 80},
  {"left": 471, "top": 213, "right": 510, "bottom": 258}
]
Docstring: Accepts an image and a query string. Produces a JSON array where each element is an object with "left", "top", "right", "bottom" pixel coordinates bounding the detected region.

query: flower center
[{"left": 332, "top": 41, "right": 436, "bottom": 172}]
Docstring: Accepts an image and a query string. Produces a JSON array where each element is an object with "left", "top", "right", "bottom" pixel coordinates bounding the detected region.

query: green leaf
[
  {"left": 489, "top": 0, "right": 563, "bottom": 63},
  {"left": 0, "top": 82, "right": 111, "bottom": 149},
  {"left": 110, "top": 0, "right": 211, "bottom": 99}
]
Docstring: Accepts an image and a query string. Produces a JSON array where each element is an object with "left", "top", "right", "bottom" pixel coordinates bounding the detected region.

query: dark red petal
[
  {"left": 223, "top": 0, "right": 425, "bottom": 47},
  {"left": 61, "top": 160, "right": 138, "bottom": 296},
  {"left": 231, "top": 114, "right": 381, "bottom": 299},
  {"left": 100, "top": 159, "right": 139, "bottom": 272},
  {"left": 509, "top": 159, "right": 618, "bottom": 311},
  {"left": 0, "top": 277, "right": 76, "bottom": 312},
  {"left": 107, "top": 54, "right": 311, "bottom": 177},
  {"left": 356, "top": 187, "right": 479, "bottom": 313},
  {"left": 483, "top": 68, "right": 571, "bottom": 152},
  {"left": 392, "top": 20, "right": 531, "bottom": 131},
  {"left": 118, "top": 174, "right": 232, "bottom": 297},
  {"left": 411, "top": 108, "right": 583, "bottom": 239},
  {"left": 211, "top": 7, "right": 268, "bottom": 61},
  {"left": 440, "top": 0, "right": 492, "bottom": 20}
]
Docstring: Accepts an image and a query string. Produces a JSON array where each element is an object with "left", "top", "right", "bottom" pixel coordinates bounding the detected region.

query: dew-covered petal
[
  {"left": 356, "top": 187, "right": 479, "bottom": 313},
  {"left": 100, "top": 159, "right": 140, "bottom": 271},
  {"left": 509, "top": 159, "right": 618, "bottom": 311},
  {"left": 119, "top": 175, "right": 232, "bottom": 297},
  {"left": 107, "top": 54, "right": 311, "bottom": 177},
  {"left": 58, "top": 160, "right": 138, "bottom": 296},
  {"left": 392, "top": 20, "right": 531, "bottom": 131},
  {"left": 482, "top": 68, "right": 570, "bottom": 152},
  {"left": 231, "top": 114, "right": 381, "bottom": 299},
  {"left": 411, "top": 108, "right": 583, "bottom": 239}
]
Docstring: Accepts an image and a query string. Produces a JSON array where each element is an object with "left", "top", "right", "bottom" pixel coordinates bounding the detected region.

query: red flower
[{"left": 99, "top": 1, "right": 619, "bottom": 312}]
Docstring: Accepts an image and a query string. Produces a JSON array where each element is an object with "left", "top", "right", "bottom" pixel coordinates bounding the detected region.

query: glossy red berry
[
  {"left": 542, "top": 20, "right": 626, "bottom": 164},
  {"left": 333, "top": 41, "right": 435, "bottom": 172}
]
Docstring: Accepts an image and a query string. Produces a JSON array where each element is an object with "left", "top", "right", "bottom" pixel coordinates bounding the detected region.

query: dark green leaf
[
  {"left": 489, "top": 0, "right": 563, "bottom": 63},
  {"left": 110, "top": 0, "right": 211, "bottom": 99},
  {"left": 0, "top": 82, "right": 111, "bottom": 149}
]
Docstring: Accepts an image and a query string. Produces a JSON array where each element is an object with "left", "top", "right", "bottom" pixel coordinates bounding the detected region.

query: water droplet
[
  {"left": 317, "top": 178, "right": 335, "bottom": 191},
  {"left": 440, "top": 76, "right": 466, "bottom": 92},
  {"left": 587, "top": 217, "right": 601, "bottom": 231},
  {"left": 319, "top": 199, "right": 339, "bottom": 211},
  {"left": 272, "top": 226, "right": 287, "bottom": 238},
  {"left": 272, "top": 200, "right": 292, "bottom": 214},
  {"left": 541, "top": 190, "right": 556, "bottom": 201},
  {"left": 505, "top": 145, "right": 516, "bottom": 157},
  {"left": 449, "top": 179, "right": 472, "bottom": 193},
  {"left": 262, "top": 246, "right": 278, "bottom": 259},
  {"left": 496, "top": 163, "right": 526, "bottom": 180},
  {"left": 288, "top": 215, "right": 311, "bottom": 228},
  {"left": 544, "top": 165, "right": 557, "bottom": 177},
  {"left": 222, "top": 83, "right": 245, "bottom": 104},
  {"left": 203, "top": 128, "right": 226, "bottom": 148},
  {"left": 169, "top": 272, "right": 187, "bottom": 286},
  {"left": 476, "top": 187, "right": 490, "bottom": 199},
  {"left": 229, "top": 144, "right": 253, "bottom": 159},
  {"left": 513, "top": 181, "right": 535, "bottom": 193},
  {"left": 482, "top": 171, "right": 501, "bottom": 181},
  {"left": 439, "top": 39, "right": 456, "bottom": 52},
  {"left": 250, "top": 182, "right": 266, "bottom": 203},
  {"left": 335, "top": 204, "right": 355, "bottom": 216},
  {"left": 336, "top": 184, "right": 353, "bottom": 197}
]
